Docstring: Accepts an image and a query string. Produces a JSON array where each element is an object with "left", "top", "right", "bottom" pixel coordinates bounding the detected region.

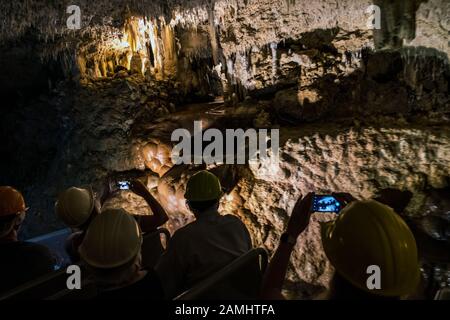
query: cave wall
[{"left": 2, "top": 1, "right": 448, "bottom": 98}]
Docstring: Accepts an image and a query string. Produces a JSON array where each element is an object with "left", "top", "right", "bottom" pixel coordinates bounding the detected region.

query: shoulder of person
[
  {"left": 66, "top": 230, "right": 84, "bottom": 242},
  {"left": 170, "top": 222, "right": 197, "bottom": 241},
  {"left": 222, "top": 214, "right": 251, "bottom": 236},
  {"left": 222, "top": 214, "right": 245, "bottom": 225},
  {"left": 22, "top": 241, "right": 55, "bottom": 261}
]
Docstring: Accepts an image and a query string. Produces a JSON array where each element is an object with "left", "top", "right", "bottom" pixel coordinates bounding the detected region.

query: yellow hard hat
[
  {"left": 321, "top": 199, "right": 420, "bottom": 297},
  {"left": 79, "top": 208, "right": 142, "bottom": 269},
  {"left": 55, "top": 187, "right": 94, "bottom": 228},
  {"left": 184, "top": 170, "right": 223, "bottom": 201},
  {"left": 0, "top": 186, "right": 26, "bottom": 217}
]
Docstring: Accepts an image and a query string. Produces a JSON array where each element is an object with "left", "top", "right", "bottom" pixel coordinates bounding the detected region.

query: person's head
[
  {"left": 79, "top": 208, "right": 143, "bottom": 288},
  {"left": 184, "top": 170, "right": 223, "bottom": 217},
  {"left": 0, "top": 186, "right": 27, "bottom": 241},
  {"left": 321, "top": 199, "right": 420, "bottom": 300},
  {"left": 55, "top": 186, "right": 96, "bottom": 230}
]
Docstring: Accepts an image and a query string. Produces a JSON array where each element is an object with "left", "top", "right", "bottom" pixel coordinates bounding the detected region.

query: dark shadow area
[
  {"left": 0, "top": 32, "right": 70, "bottom": 190},
  {"left": 372, "top": 0, "right": 428, "bottom": 49},
  {"left": 272, "top": 45, "right": 449, "bottom": 125}
]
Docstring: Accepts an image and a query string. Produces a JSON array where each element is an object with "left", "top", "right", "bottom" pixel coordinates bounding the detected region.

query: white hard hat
[
  {"left": 79, "top": 208, "right": 142, "bottom": 269},
  {"left": 55, "top": 186, "right": 94, "bottom": 228}
]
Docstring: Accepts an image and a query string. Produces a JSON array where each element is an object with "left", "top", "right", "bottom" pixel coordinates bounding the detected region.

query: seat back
[
  {"left": 46, "top": 279, "right": 98, "bottom": 300},
  {"left": 0, "top": 268, "right": 70, "bottom": 300},
  {"left": 434, "top": 287, "right": 450, "bottom": 300},
  {"left": 174, "top": 248, "right": 268, "bottom": 300}
]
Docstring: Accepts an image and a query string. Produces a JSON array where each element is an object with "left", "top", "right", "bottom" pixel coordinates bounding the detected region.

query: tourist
[
  {"left": 55, "top": 186, "right": 101, "bottom": 263},
  {"left": 155, "top": 170, "right": 252, "bottom": 299},
  {"left": 261, "top": 192, "right": 421, "bottom": 300},
  {"left": 56, "top": 179, "right": 168, "bottom": 262},
  {"left": 0, "top": 186, "right": 55, "bottom": 293},
  {"left": 79, "top": 208, "right": 163, "bottom": 299}
]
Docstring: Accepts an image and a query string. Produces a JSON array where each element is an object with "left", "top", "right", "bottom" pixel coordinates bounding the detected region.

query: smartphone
[
  {"left": 117, "top": 181, "right": 130, "bottom": 190},
  {"left": 311, "top": 195, "right": 341, "bottom": 213}
]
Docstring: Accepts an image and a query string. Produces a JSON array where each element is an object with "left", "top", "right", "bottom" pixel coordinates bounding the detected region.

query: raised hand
[
  {"left": 332, "top": 192, "right": 356, "bottom": 208},
  {"left": 130, "top": 179, "right": 150, "bottom": 198},
  {"left": 286, "top": 192, "right": 314, "bottom": 238}
]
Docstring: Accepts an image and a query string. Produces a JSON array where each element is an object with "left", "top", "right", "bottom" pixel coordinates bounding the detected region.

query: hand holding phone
[
  {"left": 311, "top": 195, "right": 342, "bottom": 213},
  {"left": 129, "top": 179, "right": 150, "bottom": 198},
  {"left": 117, "top": 181, "right": 130, "bottom": 190},
  {"left": 286, "top": 193, "right": 314, "bottom": 238}
]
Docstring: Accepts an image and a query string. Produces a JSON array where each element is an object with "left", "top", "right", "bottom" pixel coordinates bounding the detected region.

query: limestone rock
[{"left": 140, "top": 141, "right": 173, "bottom": 177}]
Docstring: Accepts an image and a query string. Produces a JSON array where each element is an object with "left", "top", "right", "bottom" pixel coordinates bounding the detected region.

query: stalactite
[
  {"left": 207, "top": 3, "right": 220, "bottom": 66},
  {"left": 161, "top": 23, "right": 178, "bottom": 78},
  {"left": 270, "top": 42, "right": 278, "bottom": 80}
]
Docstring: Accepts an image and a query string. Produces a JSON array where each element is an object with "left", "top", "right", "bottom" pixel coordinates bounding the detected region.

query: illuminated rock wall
[{"left": 133, "top": 113, "right": 450, "bottom": 298}]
